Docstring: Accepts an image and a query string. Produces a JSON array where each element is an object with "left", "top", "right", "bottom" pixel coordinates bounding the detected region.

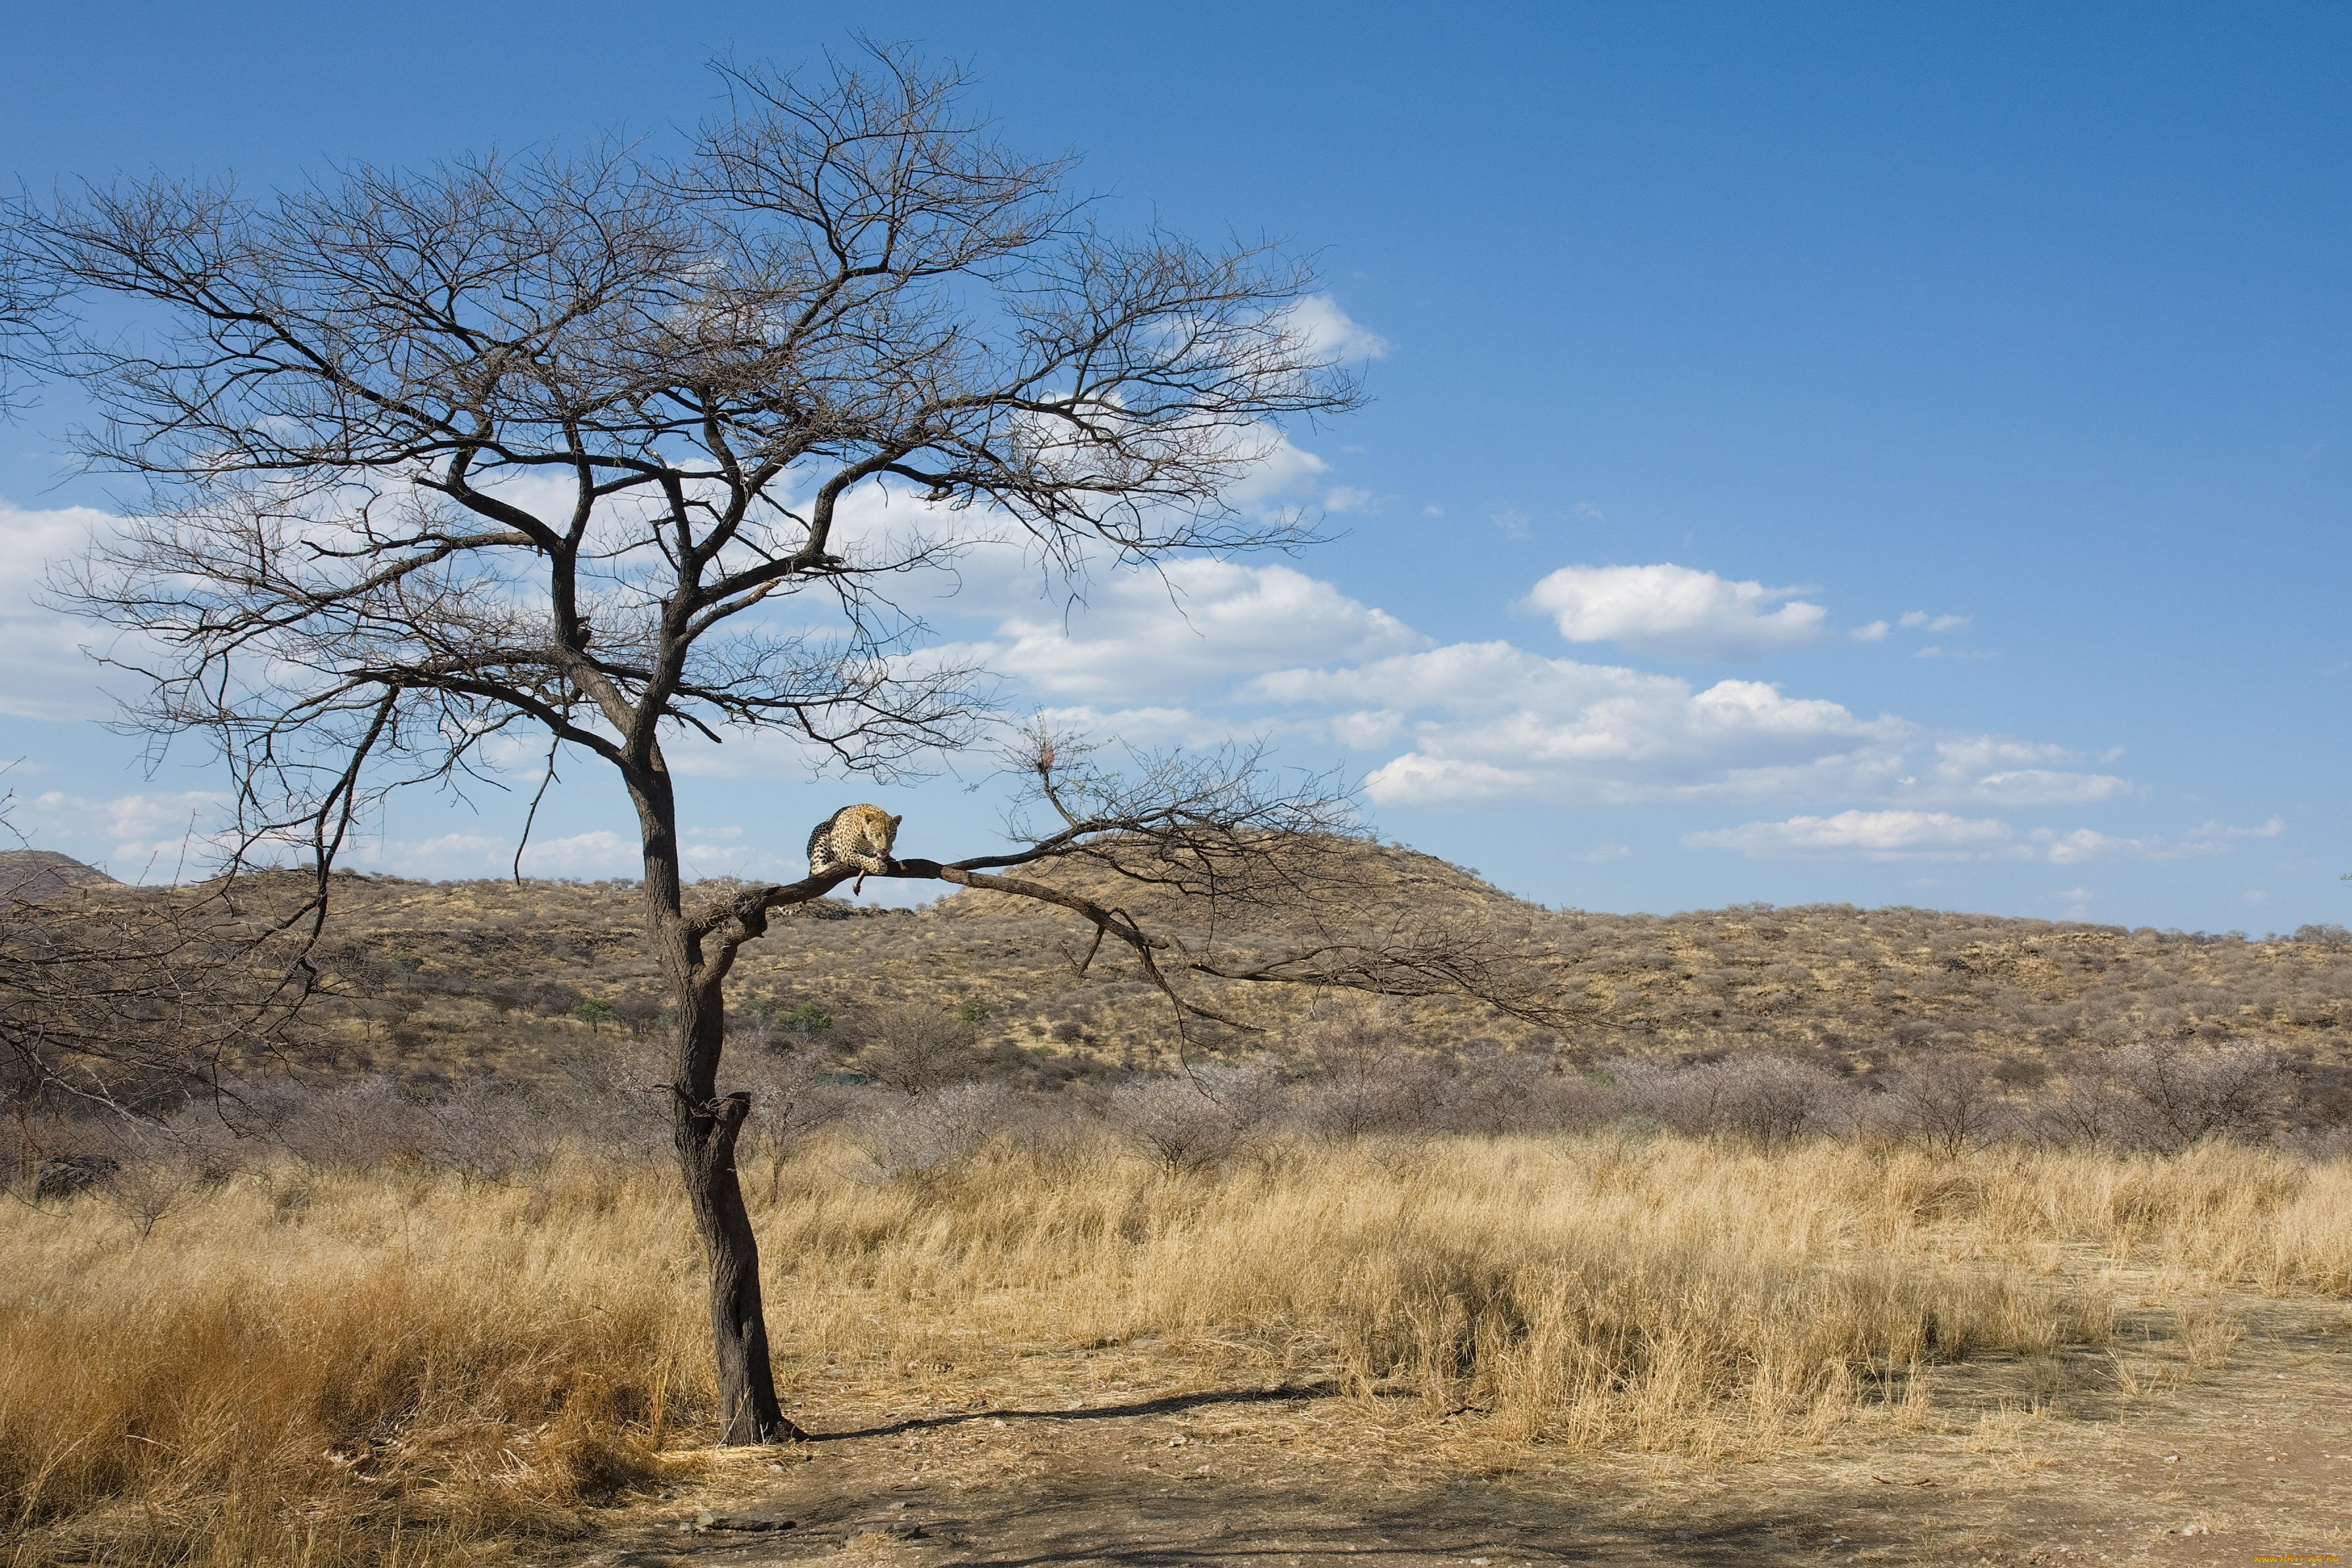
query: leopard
[{"left": 805, "top": 803, "right": 903, "bottom": 893}]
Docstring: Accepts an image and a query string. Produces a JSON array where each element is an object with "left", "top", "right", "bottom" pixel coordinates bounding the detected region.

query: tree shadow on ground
[{"left": 811, "top": 1383, "right": 1334, "bottom": 1443}]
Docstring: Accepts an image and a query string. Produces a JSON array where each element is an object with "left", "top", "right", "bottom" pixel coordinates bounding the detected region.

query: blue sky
[{"left": 1, "top": 2, "right": 2345, "bottom": 932}]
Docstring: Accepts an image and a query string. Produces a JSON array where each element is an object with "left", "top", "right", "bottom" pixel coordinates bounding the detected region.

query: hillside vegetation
[{"left": 111, "top": 843, "right": 2351, "bottom": 1102}]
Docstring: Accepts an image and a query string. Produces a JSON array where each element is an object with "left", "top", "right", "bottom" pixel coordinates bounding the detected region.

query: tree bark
[
  {"left": 673, "top": 1075, "right": 796, "bottom": 1443},
  {"left": 639, "top": 772, "right": 802, "bottom": 1445}
]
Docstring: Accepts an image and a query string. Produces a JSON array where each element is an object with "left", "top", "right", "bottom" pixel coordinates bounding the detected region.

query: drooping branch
[
  {"left": 0, "top": 876, "right": 316, "bottom": 1127},
  {"left": 685, "top": 727, "right": 1572, "bottom": 1034}
]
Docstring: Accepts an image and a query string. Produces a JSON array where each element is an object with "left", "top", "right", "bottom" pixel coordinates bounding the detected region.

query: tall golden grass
[{"left": 6, "top": 1133, "right": 2348, "bottom": 1565}]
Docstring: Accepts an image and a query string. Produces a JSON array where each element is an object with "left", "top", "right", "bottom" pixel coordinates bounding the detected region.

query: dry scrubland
[
  {"left": 9, "top": 848, "right": 2352, "bottom": 1563},
  {"left": 7, "top": 1132, "right": 2352, "bottom": 1565},
  {"left": 171, "top": 849, "right": 2352, "bottom": 1113}
]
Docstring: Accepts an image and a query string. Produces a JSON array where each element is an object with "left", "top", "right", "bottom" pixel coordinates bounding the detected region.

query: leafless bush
[
  {"left": 1, "top": 878, "right": 308, "bottom": 1125},
  {"left": 26, "top": 1150, "right": 118, "bottom": 1198},
  {"left": 1884, "top": 1051, "right": 2012, "bottom": 1157},
  {"left": 1428, "top": 1041, "right": 1597, "bottom": 1134},
  {"left": 2033, "top": 1064, "right": 2148, "bottom": 1150},
  {"left": 853, "top": 1081, "right": 1024, "bottom": 1180},
  {"left": 2115, "top": 1037, "right": 2294, "bottom": 1148},
  {"left": 1289, "top": 1002, "right": 1446, "bottom": 1137},
  {"left": 104, "top": 1152, "right": 202, "bottom": 1238},
  {"left": 1608, "top": 1054, "right": 1849, "bottom": 1147},
  {"left": 851, "top": 1002, "right": 982, "bottom": 1098},
  {"left": 531, "top": 1037, "right": 677, "bottom": 1163},
  {"left": 1106, "top": 1063, "right": 1283, "bottom": 1173},
  {"left": 2283, "top": 1124, "right": 2352, "bottom": 1163},
  {"left": 253, "top": 1075, "right": 556, "bottom": 1176},
  {"left": 730, "top": 1047, "right": 854, "bottom": 1162},
  {"left": 2039, "top": 1037, "right": 2295, "bottom": 1152}
]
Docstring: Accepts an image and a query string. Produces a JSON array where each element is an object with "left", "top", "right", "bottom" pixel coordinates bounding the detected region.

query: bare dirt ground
[{"left": 560, "top": 1283, "right": 2349, "bottom": 1568}]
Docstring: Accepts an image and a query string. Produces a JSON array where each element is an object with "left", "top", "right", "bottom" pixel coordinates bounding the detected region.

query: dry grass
[
  {"left": 1, "top": 1159, "right": 712, "bottom": 1566},
  {"left": 5, "top": 1134, "right": 2348, "bottom": 1565}
]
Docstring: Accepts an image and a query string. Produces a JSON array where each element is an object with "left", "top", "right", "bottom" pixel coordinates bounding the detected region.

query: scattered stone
[
  {"left": 2179, "top": 1523, "right": 2209, "bottom": 1535},
  {"left": 848, "top": 1522, "right": 928, "bottom": 1545},
  {"left": 690, "top": 1510, "right": 796, "bottom": 1533}
]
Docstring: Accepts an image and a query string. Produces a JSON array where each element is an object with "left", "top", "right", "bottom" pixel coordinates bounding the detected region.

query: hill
[
  {"left": 95, "top": 841, "right": 2341, "bottom": 1111},
  {"left": 0, "top": 850, "right": 118, "bottom": 901}
]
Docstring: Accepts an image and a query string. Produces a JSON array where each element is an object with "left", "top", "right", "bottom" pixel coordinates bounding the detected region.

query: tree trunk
[
  {"left": 638, "top": 771, "right": 802, "bottom": 1445},
  {"left": 672, "top": 1061, "right": 798, "bottom": 1442}
]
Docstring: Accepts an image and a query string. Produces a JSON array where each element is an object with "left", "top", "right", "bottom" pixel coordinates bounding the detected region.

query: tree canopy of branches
[
  {"left": 2, "top": 47, "right": 1557, "bottom": 1443},
  {"left": 1, "top": 792, "right": 308, "bottom": 1159}
]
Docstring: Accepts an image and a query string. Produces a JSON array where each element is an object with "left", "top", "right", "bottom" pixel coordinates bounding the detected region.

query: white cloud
[
  {"left": 1327, "top": 708, "right": 1407, "bottom": 750},
  {"left": 8, "top": 790, "right": 652, "bottom": 884},
  {"left": 1899, "top": 611, "right": 1971, "bottom": 632},
  {"left": 353, "top": 829, "right": 811, "bottom": 882},
  {"left": 1522, "top": 564, "right": 1831, "bottom": 661},
  {"left": 1355, "top": 751, "right": 1538, "bottom": 805},
  {"left": 1922, "top": 740, "right": 2134, "bottom": 806},
  {"left": 2035, "top": 826, "right": 2228, "bottom": 864},
  {"left": 1284, "top": 294, "right": 1391, "bottom": 361},
  {"left": 949, "top": 559, "right": 1429, "bottom": 704},
  {"left": 357, "top": 830, "right": 635, "bottom": 880},
  {"left": 1687, "top": 810, "right": 2016, "bottom": 861},
  {"left": 0, "top": 502, "right": 137, "bottom": 721},
  {"left": 1030, "top": 704, "right": 1229, "bottom": 748},
  {"left": 1249, "top": 637, "right": 2139, "bottom": 811},
  {"left": 1217, "top": 433, "right": 1334, "bottom": 521},
  {"left": 15, "top": 788, "right": 233, "bottom": 879},
  {"left": 2190, "top": 815, "right": 2284, "bottom": 841},
  {"left": 1851, "top": 620, "right": 1890, "bottom": 643},
  {"left": 1967, "top": 769, "right": 2127, "bottom": 805},
  {"left": 1258, "top": 642, "right": 1905, "bottom": 807},
  {"left": 1688, "top": 810, "right": 2275, "bottom": 864}
]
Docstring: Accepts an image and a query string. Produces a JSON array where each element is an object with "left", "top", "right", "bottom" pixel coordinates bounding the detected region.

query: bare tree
[
  {"left": 1884, "top": 1050, "right": 2007, "bottom": 1159},
  {"left": 3, "top": 784, "right": 309, "bottom": 1152},
  {"left": 1, "top": 870, "right": 311, "bottom": 1193},
  {"left": 1106, "top": 1061, "right": 1282, "bottom": 1175},
  {"left": 1609, "top": 1053, "right": 1846, "bottom": 1148},
  {"left": 0, "top": 244, "right": 60, "bottom": 414},
  {"left": 1288, "top": 999, "right": 1445, "bottom": 1138},
  {"left": 4, "top": 48, "right": 1556, "bottom": 1443},
  {"left": 851, "top": 1000, "right": 981, "bottom": 1097},
  {"left": 2029, "top": 1037, "right": 2293, "bottom": 1152}
]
